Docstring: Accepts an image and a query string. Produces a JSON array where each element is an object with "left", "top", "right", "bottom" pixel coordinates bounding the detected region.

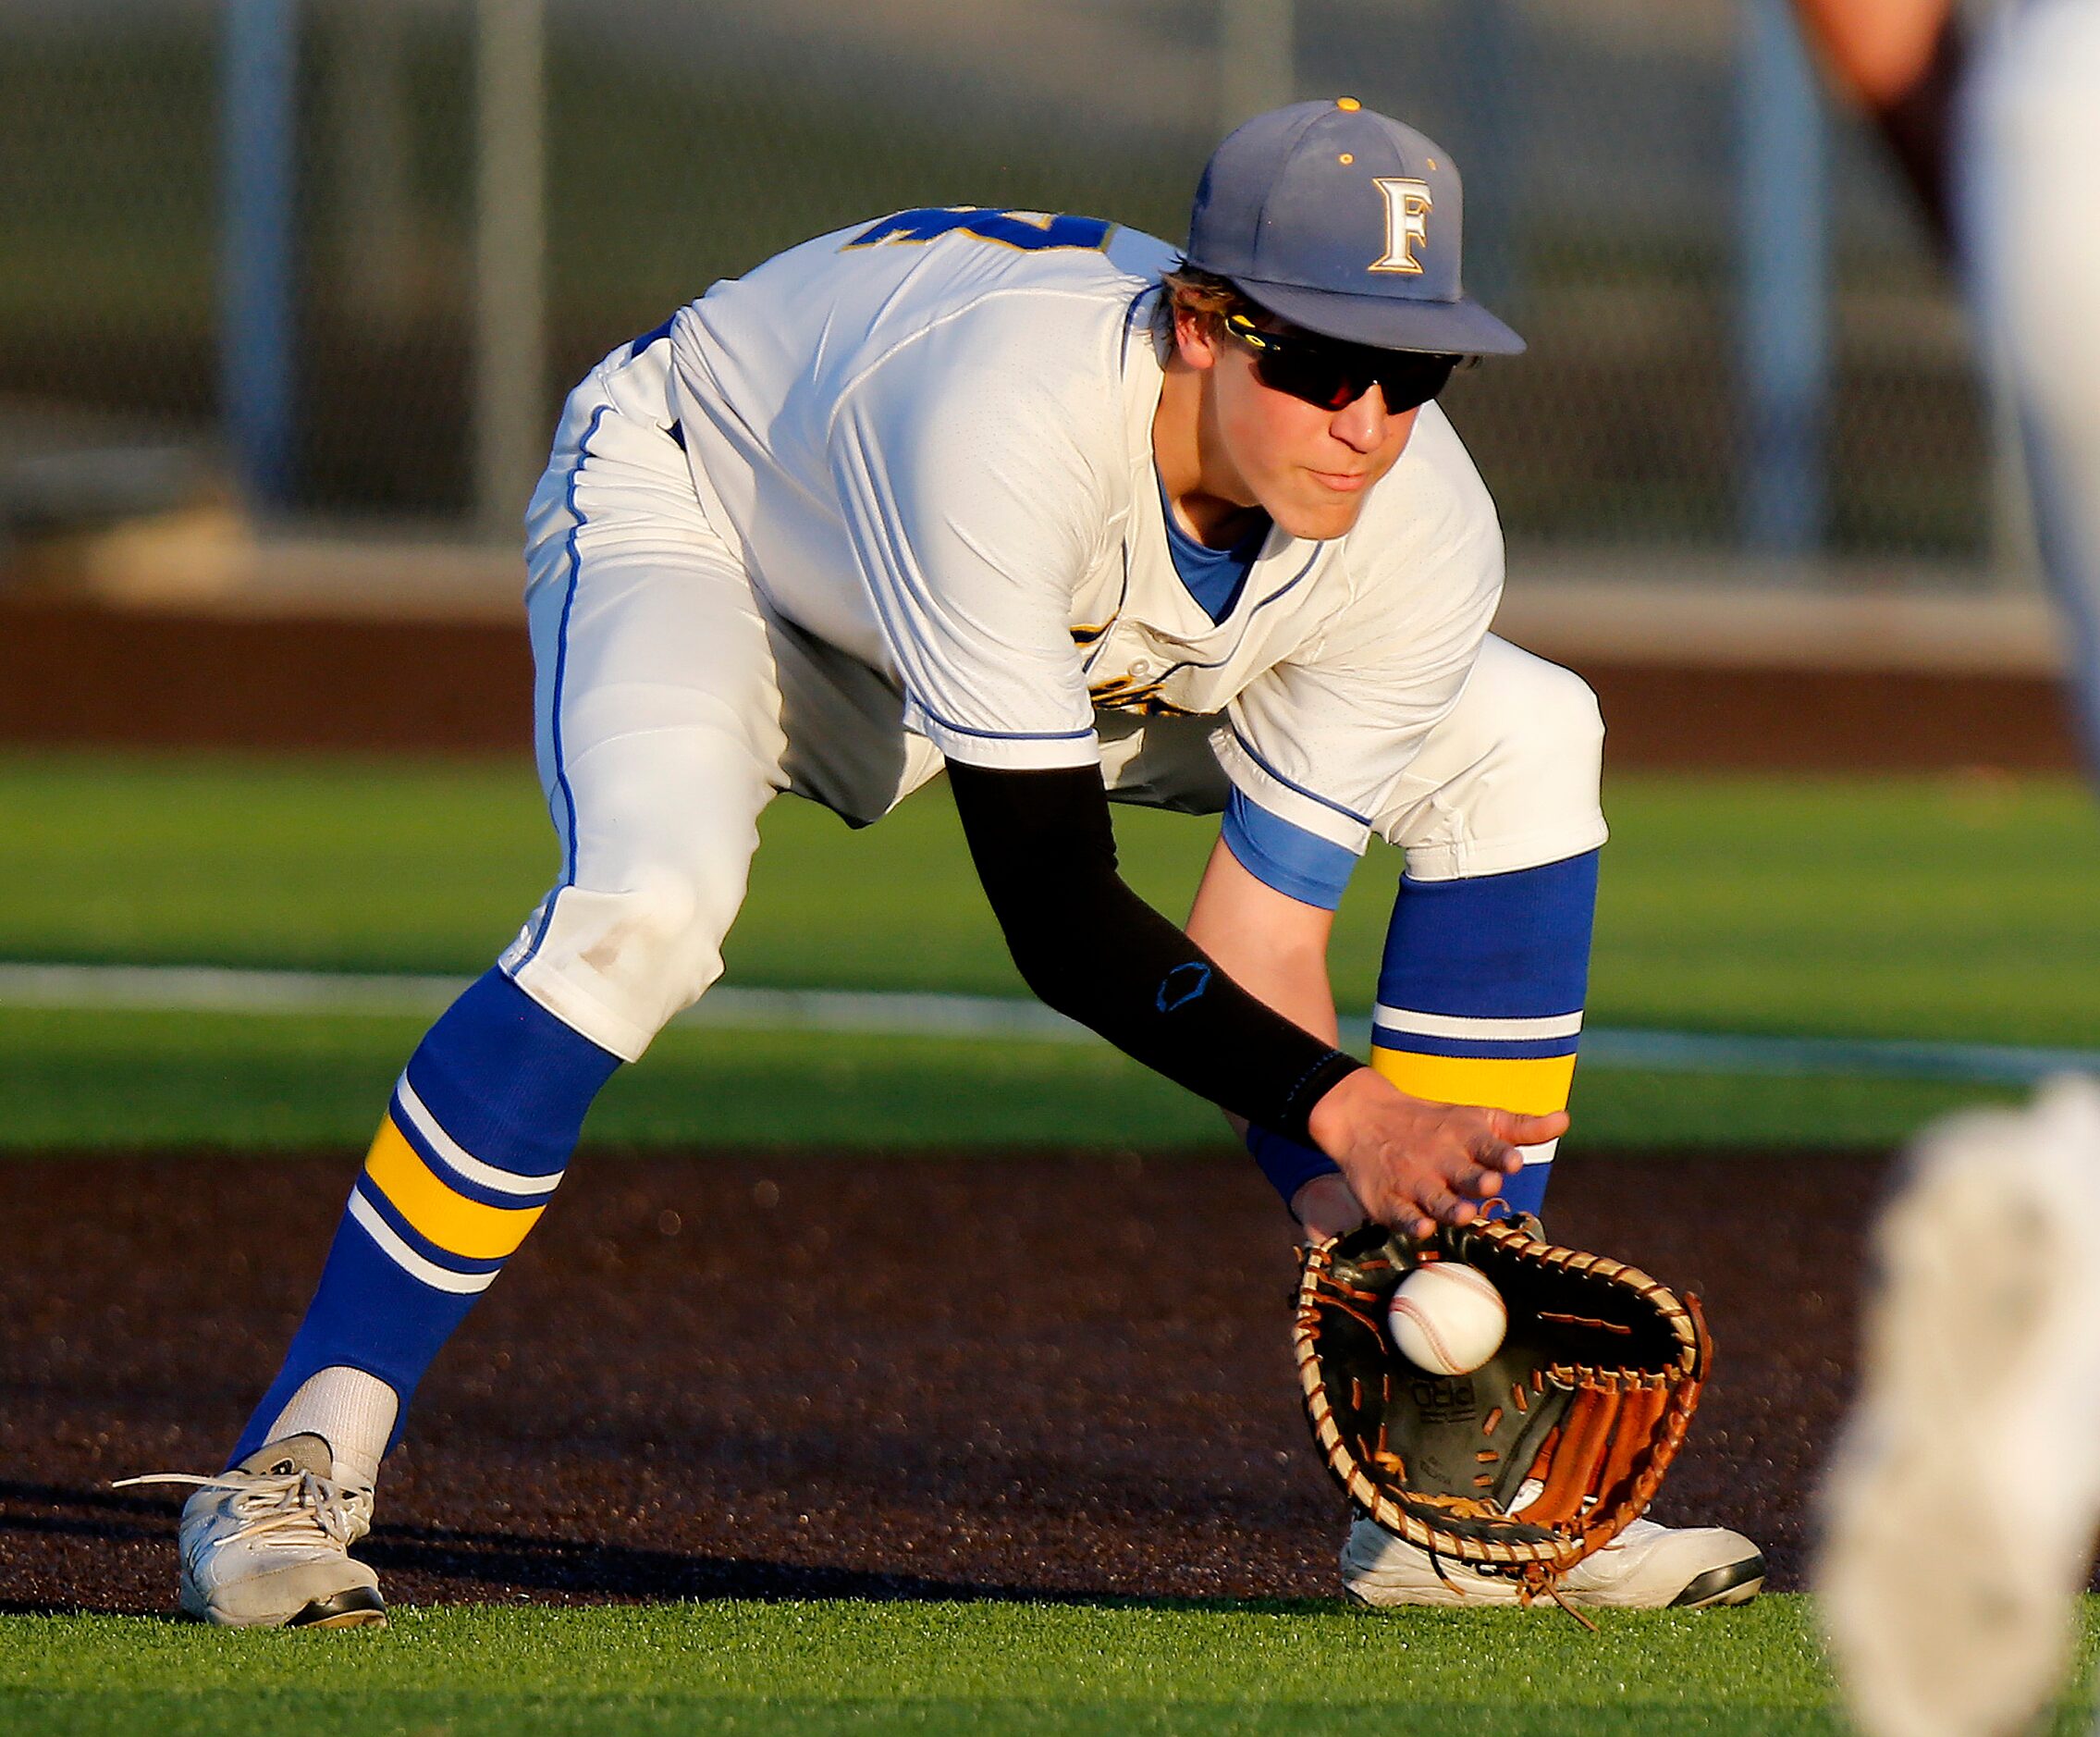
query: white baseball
[{"left": 1387, "top": 1262, "right": 1507, "bottom": 1375}]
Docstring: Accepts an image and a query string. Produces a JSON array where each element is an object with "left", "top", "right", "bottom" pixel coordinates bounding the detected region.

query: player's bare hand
[
  {"left": 1288, "top": 1171, "right": 1370, "bottom": 1243},
  {"left": 1304, "top": 1068, "right": 1568, "bottom": 1240}
]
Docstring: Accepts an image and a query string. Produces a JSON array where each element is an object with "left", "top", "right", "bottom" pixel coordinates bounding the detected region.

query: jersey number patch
[{"left": 845, "top": 207, "right": 1114, "bottom": 253}]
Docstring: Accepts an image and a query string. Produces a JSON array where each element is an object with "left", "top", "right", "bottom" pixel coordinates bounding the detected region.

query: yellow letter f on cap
[{"left": 1372, "top": 178, "right": 1432, "bottom": 275}]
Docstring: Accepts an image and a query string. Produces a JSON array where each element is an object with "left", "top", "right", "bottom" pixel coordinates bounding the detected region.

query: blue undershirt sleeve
[
  {"left": 1244, "top": 1123, "right": 1344, "bottom": 1206},
  {"left": 1220, "top": 788, "right": 1359, "bottom": 911}
]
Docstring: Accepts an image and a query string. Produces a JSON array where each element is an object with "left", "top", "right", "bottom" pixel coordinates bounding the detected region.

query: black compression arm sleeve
[{"left": 946, "top": 760, "right": 1363, "bottom": 1144}]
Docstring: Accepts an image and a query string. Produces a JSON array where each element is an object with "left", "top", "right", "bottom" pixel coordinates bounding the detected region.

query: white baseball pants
[{"left": 1962, "top": 0, "right": 2100, "bottom": 771}]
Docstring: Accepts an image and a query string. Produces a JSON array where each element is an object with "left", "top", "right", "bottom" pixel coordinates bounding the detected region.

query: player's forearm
[
  {"left": 1794, "top": 0, "right": 1964, "bottom": 249},
  {"left": 1184, "top": 848, "right": 1341, "bottom": 1046},
  {"left": 1185, "top": 831, "right": 1355, "bottom": 1213},
  {"left": 1795, "top": 0, "right": 1952, "bottom": 107},
  {"left": 946, "top": 760, "right": 1361, "bottom": 1142},
  {"left": 989, "top": 886, "right": 1357, "bottom": 1140}
]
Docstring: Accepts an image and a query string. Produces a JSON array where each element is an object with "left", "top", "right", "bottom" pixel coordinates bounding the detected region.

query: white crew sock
[{"left": 264, "top": 1365, "right": 398, "bottom": 1491}]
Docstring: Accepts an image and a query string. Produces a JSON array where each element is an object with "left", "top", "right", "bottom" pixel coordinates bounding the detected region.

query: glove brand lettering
[{"left": 1406, "top": 1375, "right": 1477, "bottom": 1424}]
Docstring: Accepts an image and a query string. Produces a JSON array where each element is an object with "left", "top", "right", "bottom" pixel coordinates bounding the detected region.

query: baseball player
[
  {"left": 129, "top": 100, "right": 1761, "bottom": 1626},
  {"left": 1792, "top": 0, "right": 2100, "bottom": 774},
  {"left": 1796, "top": 2, "right": 2100, "bottom": 1730}
]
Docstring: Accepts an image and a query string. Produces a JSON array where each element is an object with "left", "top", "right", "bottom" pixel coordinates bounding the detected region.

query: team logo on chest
[{"left": 1370, "top": 178, "right": 1432, "bottom": 275}]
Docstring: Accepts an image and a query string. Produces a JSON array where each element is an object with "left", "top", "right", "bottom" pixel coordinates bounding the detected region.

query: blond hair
[{"left": 1151, "top": 260, "right": 1253, "bottom": 345}]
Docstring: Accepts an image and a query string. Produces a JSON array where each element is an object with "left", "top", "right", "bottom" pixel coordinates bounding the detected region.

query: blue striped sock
[
  {"left": 1244, "top": 852, "right": 1598, "bottom": 1223},
  {"left": 230, "top": 968, "right": 620, "bottom": 1466},
  {"left": 1370, "top": 851, "right": 1598, "bottom": 1220}
]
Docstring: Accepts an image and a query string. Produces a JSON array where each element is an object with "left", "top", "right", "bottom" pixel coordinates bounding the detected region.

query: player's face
[{"left": 1181, "top": 311, "right": 1427, "bottom": 541}]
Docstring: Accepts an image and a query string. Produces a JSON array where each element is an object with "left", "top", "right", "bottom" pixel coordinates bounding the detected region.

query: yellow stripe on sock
[
  {"left": 1370, "top": 1048, "right": 1576, "bottom": 1115},
  {"left": 362, "top": 1116, "right": 545, "bottom": 1261}
]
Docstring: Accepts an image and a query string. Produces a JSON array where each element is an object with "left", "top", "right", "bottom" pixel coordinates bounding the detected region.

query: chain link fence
[{"left": 0, "top": 0, "right": 1989, "bottom": 565}]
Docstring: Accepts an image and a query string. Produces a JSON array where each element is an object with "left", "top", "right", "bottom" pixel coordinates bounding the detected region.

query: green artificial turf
[
  {"left": 4, "top": 752, "right": 2096, "bottom": 1149},
  {"left": 10, "top": 1595, "right": 2094, "bottom": 1737},
  {"left": 0, "top": 1004, "right": 2020, "bottom": 1152},
  {"left": 0, "top": 749, "right": 1272, "bottom": 994},
  {"left": 9, "top": 753, "right": 2100, "bottom": 1037},
  {"left": 1591, "top": 770, "right": 2100, "bottom": 1048}
]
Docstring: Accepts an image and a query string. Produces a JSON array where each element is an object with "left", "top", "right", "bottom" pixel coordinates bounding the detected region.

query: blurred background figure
[
  {"left": 1815, "top": 1076, "right": 2100, "bottom": 1737},
  {"left": 1797, "top": 0, "right": 2100, "bottom": 775},
  {"left": 1799, "top": 3, "right": 2100, "bottom": 1732}
]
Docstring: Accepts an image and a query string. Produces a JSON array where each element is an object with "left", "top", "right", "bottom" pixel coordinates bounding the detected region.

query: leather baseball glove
[{"left": 1295, "top": 1215, "right": 1712, "bottom": 1609}]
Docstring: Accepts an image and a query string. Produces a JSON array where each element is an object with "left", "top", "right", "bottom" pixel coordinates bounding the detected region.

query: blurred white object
[
  {"left": 1962, "top": 0, "right": 2100, "bottom": 774},
  {"left": 1817, "top": 1075, "right": 2100, "bottom": 1737}
]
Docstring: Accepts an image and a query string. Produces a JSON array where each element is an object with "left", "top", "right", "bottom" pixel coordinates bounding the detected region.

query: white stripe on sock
[
  {"left": 348, "top": 1189, "right": 499, "bottom": 1295},
  {"left": 1372, "top": 1005, "right": 1584, "bottom": 1041},
  {"left": 393, "top": 1073, "right": 565, "bottom": 1201}
]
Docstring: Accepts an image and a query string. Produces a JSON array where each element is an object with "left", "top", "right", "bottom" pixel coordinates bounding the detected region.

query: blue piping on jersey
[
  {"left": 829, "top": 403, "right": 1099, "bottom": 746},
  {"left": 1092, "top": 540, "right": 1320, "bottom": 690},
  {"left": 909, "top": 693, "right": 1098, "bottom": 744},
  {"left": 1224, "top": 721, "right": 1373, "bottom": 827},
  {"left": 514, "top": 403, "right": 609, "bottom": 973},
  {"left": 1241, "top": 542, "right": 1322, "bottom": 621},
  {"left": 1120, "top": 287, "right": 1155, "bottom": 377},
  {"left": 1221, "top": 789, "right": 1358, "bottom": 909}
]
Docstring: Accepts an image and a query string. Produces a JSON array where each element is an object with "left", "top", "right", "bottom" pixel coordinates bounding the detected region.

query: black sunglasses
[{"left": 1223, "top": 311, "right": 1459, "bottom": 413}]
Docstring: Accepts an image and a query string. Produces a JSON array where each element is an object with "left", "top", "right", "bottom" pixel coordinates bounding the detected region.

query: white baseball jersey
[{"left": 662, "top": 206, "right": 1504, "bottom": 890}]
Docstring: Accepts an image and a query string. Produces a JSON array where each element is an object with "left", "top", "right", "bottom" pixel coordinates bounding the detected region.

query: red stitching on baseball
[
  {"left": 1391, "top": 1265, "right": 1502, "bottom": 1372},
  {"left": 1391, "top": 1295, "right": 1461, "bottom": 1368}
]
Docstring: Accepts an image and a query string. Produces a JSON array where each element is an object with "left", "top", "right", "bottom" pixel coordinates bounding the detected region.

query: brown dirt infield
[{"left": 1, "top": 1145, "right": 1874, "bottom": 1617}]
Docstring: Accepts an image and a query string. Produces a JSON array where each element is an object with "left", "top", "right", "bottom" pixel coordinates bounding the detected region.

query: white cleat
[
  {"left": 1343, "top": 1504, "right": 1764, "bottom": 1610},
  {"left": 1817, "top": 1078, "right": 2100, "bottom": 1737},
  {"left": 117, "top": 1433, "right": 387, "bottom": 1629},
  {"left": 1556, "top": 1513, "right": 1765, "bottom": 1609},
  {"left": 1340, "top": 1512, "right": 1526, "bottom": 1607}
]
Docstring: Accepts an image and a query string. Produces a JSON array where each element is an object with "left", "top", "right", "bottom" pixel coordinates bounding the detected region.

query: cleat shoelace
[{"left": 115, "top": 1469, "right": 374, "bottom": 1553}]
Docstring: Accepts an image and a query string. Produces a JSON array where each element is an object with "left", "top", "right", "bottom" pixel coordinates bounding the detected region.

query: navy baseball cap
[{"left": 1185, "top": 98, "right": 1524, "bottom": 357}]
